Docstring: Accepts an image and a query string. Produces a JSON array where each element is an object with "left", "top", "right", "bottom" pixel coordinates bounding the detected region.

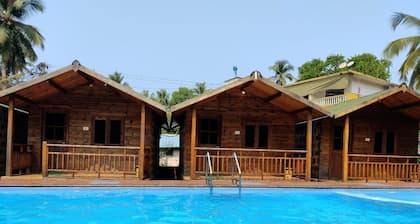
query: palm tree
[
  {"left": 383, "top": 12, "right": 420, "bottom": 88},
  {"left": 109, "top": 71, "right": 129, "bottom": 86},
  {"left": 155, "top": 89, "right": 170, "bottom": 106},
  {"left": 269, "top": 60, "right": 295, "bottom": 86},
  {"left": 0, "top": 0, "right": 45, "bottom": 81},
  {"left": 193, "top": 82, "right": 207, "bottom": 95},
  {"left": 109, "top": 71, "right": 124, "bottom": 83}
]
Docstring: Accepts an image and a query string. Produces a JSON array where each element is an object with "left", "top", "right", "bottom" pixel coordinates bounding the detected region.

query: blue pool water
[{"left": 1, "top": 187, "right": 420, "bottom": 223}]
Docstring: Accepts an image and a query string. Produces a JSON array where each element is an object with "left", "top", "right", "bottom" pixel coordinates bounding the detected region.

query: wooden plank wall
[
  {"left": 319, "top": 103, "right": 418, "bottom": 179},
  {"left": 0, "top": 107, "right": 6, "bottom": 174},
  {"left": 179, "top": 91, "right": 298, "bottom": 177},
  {"left": 26, "top": 84, "right": 161, "bottom": 177}
]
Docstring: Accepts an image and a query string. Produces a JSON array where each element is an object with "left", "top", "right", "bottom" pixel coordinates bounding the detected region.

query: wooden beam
[
  {"left": 342, "top": 115, "right": 350, "bottom": 182},
  {"left": 190, "top": 108, "right": 197, "bottom": 179},
  {"left": 139, "top": 103, "right": 146, "bottom": 179},
  {"left": 47, "top": 80, "right": 67, "bottom": 93},
  {"left": 391, "top": 101, "right": 420, "bottom": 111},
  {"left": 13, "top": 94, "right": 36, "bottom": 105},
  {"left": 5, "top": 98, "right": 14, "bottom": 176},
  {"left": 264, "top": 92, "right": 282, "bottom": 102},
  {"left": 305, "top": 110, "right": 312, "bottom": 181}
]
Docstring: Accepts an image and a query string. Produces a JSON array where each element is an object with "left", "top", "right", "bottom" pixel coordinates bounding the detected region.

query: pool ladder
[
  {"left": 205, "top": 152, "right": 213, "bottom": 188},
  {"left": 204, "top": 152, "right": 242, "bottom": 189},
  {"left": 231, "top": 152, "right": 242, "bottom": 188}
]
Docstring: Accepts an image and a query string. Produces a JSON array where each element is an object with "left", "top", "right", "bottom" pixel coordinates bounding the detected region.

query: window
[
  {"left": 94, "top": 119, "right": 122, "bottom": 145},
  {"left": 245, "top": 125, "right": 255, "bottom": 147},
  {"left": 198, "top": 118, "right": 219, "bottom": 145},
  {"left": 45, "top": 113, "right": 66, "bottom": 141},
  {"left": 326, "top": 89, "right": 344, "bottom": 97},
  {"left": 374, "top": 131, "right": 383, "bottom": 153},
  {"left": 245, "top": 124, "right": 269, "bottom": 148},
  {"left": 386, "top": 132, "right": 395, "bottom": 154},
  {"left": 295, "top": 124, "right": 307, "bottom": 149},
  {"left": 374, "top": 131, "right": 395, "bottom": 154},
  {"left": 258, "top": 125, "right": 269, "bottom": 148},
  {"left": 333, "top": 126, "right": 343, "bottom": 150}
]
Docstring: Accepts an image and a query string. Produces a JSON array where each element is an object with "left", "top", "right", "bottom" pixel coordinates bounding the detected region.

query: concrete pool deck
[{"left": 0, "top": 175, "right": 420, "bottom": 188}]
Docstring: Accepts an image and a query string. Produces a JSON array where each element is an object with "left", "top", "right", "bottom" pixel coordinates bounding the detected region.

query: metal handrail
[
  {"left": 231, "top": 152, "right": 242, "bottom": 188},
  {"left": 205, "top": 152, "right": 213, "bottom": 187}
]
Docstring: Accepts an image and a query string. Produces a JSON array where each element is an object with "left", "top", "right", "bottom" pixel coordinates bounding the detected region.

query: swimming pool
[{"left": 0, "top": 187, "right": 419, "bottom": 223}]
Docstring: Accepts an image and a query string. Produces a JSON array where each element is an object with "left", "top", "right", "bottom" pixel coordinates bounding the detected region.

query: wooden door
[
  {"left": 311, "top": 122, "right": 321, "bottom": 179},
  {"left": 329, "top": 150, "right": 342, "bottom": 179}
]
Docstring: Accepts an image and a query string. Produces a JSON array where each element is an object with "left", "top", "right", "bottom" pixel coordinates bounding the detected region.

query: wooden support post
[
  {"left": 305, "top": 110, "right": 312, "bottom": 181},
  {"left": 42, "top": 141, "right": 48, "bottom": 177},
  {"left": 5, "top": 98, "right": 14, "bottom": 176},
  {"left": 190, "top": 108, "right": 197, "bottom": 179},
  {"left": 342, "top": 115, "right": 350, "bottom": 182},
  {"left": 138, "top": 103, "right": 146, "bottom": 179}
]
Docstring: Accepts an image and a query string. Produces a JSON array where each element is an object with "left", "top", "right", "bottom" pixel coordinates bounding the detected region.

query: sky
[{"left": 27, "top": 0, "right": 420, "bottom": 93}]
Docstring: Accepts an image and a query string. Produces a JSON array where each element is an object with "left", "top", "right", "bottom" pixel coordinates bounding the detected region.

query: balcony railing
[
  {"left": 348, "top": 154, "right": 420, "bottom": 182},
  {"left": 312, "top": 93, "right": 359, "bottom": 106},
  {"left": 195, "top": 147, "right": 307, "bottom": 180},
  {"left": 42, "top": 142, "right": 139, "bottom": 178}
]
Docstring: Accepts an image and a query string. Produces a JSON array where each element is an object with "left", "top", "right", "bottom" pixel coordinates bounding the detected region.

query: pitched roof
[
  {"left": 0, "top": 60, "right": 166, "bottom": 113},
  {"left": 325, "top": 85, "right": 420, "bottom": 120},
  {"left": 172, "top": 71, "right": 332, "bottom": 118},
  {"left": 285, "top": 70, "right": 396, "bottom": 96}
]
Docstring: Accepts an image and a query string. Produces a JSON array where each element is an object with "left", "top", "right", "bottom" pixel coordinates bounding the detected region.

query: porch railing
[
  {"left": 348, "top": 154, "right": 420, "bottom": 182},
  {"left": 196, "top": 147, "right": 306, "bottom": 180},
  {"left": 42, "top": 142, "right": 139, "bottom": 178},
  {"left": 312, "top": 93, "right": 359, "bottom": 106}
]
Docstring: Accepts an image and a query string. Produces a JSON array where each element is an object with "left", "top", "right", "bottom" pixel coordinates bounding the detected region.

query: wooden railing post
[
  {"left": 42, "top": 141, "right": 48, "bottom": 177},
  {"left": 342, "top": 115, "right": 350, "bottom": 182},
  {"left": 5, "top": 97, "right": 14, "bottom": 176},
  {"left": 190, "top": 108, "right": 197, "bottom": 179},
  {"left": 305, "top": 110, "right": 312, "bottom": 181},
  {"left": 138, "top": 103, "right": 145, "bottom": 179}
]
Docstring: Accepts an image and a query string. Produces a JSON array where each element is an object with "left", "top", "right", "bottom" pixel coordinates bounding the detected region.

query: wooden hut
[
  {"left": 317, "top": 85, "right": 420, "bottom": 181},
  {"left": 171, "top": 71, "right": 331, "bottom": 180},
  {"left": 0, "top": 60, "right": 166, "bottom": 179}
]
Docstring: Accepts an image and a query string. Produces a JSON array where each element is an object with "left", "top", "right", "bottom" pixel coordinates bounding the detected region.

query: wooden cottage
[
  {"left": 316, "top": 85, "right": 420, "bottom": 181},
  {"left": 171, "top": 71, "right": 332, "bottom": 180},
  {"left": 0, "top": 60, "right": 166, "bottom": 179}
]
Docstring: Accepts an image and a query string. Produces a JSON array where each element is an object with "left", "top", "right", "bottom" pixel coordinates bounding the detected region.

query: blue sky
[{"left": 28, "top": 0, "right": 419, "bottom": 93}]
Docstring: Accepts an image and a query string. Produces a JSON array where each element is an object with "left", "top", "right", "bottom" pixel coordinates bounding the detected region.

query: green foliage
[
  {"left": 143, "top": 82, "right": 210, "bottom": 107},
  {"left": 194, "top": 82, "right": 207, "bottom": 95},
  {"left": 108, "top": 71, "right": 130, "bottom": 86},
  {"left": 348, "top": 53, "right": 391, "bottom": 80},
  {"left": 383, "top": 12, "right": 420, "bottom": 89},
  {"left": 0, "top": 0, "right": 45, "bottom": 80},
  {"left": 170, "top": 87, "right": 195, "bottom": 106},
  {"left": 298, "top": 58, "right": 325, "bottom": 80},
  {"left": 324, "top": 55, "right": 345, "bottom": 74},
  {"left": 297, "top": 53, "right": 391, "bottom": 81},
  {"left": 269, "top": 60, "right": 295, "bottom": 86}
]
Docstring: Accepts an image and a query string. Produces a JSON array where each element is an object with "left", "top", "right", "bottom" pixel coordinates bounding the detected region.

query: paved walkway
[{"left": 1, "top": 175, "right": 420, "bottom": 188}]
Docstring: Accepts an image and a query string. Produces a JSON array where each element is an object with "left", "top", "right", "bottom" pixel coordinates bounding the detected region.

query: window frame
[
  {"left": 44, "top": 112, "right": 67, "bottom": 143},
  {"left": 244, "top": 123, "right": 271, "bottom": 149},
  {"left": 92, "top": 117, "right": 124, "bottom": 145},
  {"left": 373, "top": 130, "right": 396, "bottom": 155},
  {"left": 197, "top": 116, "right": 221, "bottom": 147}
]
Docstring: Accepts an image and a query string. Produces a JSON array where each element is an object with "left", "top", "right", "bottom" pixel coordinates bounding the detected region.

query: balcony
[{"left": 312, "top": 93, "right": 359, "bottom": 106}]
